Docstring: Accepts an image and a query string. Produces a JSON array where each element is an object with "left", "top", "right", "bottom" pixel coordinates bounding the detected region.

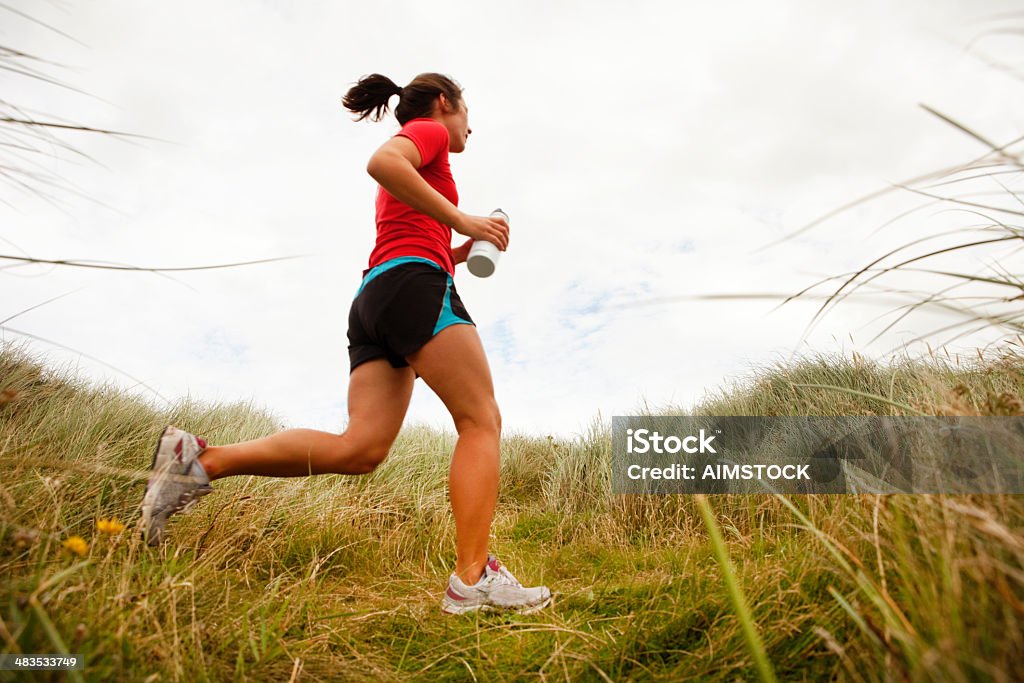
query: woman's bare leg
[
  {"left": 406, "top": 323, "right": 500, "bottom": 586},
  {"left": 197, "top": 358, "right": 416, "bottom": 479}
]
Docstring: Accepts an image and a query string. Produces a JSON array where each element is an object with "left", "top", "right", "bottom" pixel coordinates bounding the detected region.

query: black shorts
[{"left": 347, "top": 256, "right": 475, "bottom": 374}]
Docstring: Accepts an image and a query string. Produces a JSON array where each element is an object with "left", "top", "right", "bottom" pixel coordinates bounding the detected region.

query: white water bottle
[{"left": 467, "top": 208, "right": 508, "bottom": 278}]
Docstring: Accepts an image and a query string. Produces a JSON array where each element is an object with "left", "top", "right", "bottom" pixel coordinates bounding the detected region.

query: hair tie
[{"left": 395, "top": 86, "right": 404, "bottom": 97}]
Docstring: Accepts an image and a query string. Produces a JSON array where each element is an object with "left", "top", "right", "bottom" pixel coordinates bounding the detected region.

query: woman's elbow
[
  {"left": 366, "top": 151, "right": 405, "bottom": 183},
  {"left": 366, "top": 155, "right": 385, "bottom": 182}
]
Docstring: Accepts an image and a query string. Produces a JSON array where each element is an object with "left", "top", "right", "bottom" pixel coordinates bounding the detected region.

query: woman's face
[{"left": 438, "top": 95, "right": 471, "bottom": 154}]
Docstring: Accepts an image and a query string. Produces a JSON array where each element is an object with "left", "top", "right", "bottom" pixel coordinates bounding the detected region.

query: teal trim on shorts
[
  {"left": 354, "top": 256, "right": 442, "bottom": 299},
  {"left": 433, "top": 275, "right": 474, "bottom": 336}
]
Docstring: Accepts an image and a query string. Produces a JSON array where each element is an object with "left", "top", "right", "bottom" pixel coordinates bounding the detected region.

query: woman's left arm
[{"left": 452, "top": 237, "right": 474, "bottom": 265}]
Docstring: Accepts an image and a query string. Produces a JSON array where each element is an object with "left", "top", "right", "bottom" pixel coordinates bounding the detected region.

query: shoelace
[{"left": 482, "top": 561, "right": 522, "bottom": 588}]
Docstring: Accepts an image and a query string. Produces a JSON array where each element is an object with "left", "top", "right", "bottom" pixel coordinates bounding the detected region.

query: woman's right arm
[{"left": 366, "top": 137, "right": 509, "bottom": 250}]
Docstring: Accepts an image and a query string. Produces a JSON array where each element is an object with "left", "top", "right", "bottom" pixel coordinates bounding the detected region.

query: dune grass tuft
[{"left": 1, "top": 340, "right": 1023, "bottom": 680}]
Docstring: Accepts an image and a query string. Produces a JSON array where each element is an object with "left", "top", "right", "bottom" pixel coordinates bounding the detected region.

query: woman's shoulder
[
  {"left": 401, "top": 117, "right": 446, "bottom": 132},
  {"left": 396, "top": 118, "right": 450, "bottom": 153}
]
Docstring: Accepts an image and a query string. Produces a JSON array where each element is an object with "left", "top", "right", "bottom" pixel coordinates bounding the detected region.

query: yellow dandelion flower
[
  {"left": 96, "top": 518, "right": 126, "bottom": 535},
  {"left": 62, "top": 535, "right": 88, "bottom": 557}
]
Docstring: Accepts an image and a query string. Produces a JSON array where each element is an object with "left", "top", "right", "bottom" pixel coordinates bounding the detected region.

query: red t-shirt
[{"left": 366, "top": 118, "right": 459, "bottom": 275}]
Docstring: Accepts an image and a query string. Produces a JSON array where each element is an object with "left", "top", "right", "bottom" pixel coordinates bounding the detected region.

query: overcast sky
[{"left": 3, "top": 0, "right": 1023, "bottom": 438}]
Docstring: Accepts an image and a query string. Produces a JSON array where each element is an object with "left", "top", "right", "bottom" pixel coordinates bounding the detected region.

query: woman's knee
[
  {"left": 452, "top": 399, "right": 501, "bottom": 436},
  {"left": 349, "top": 449, "right": 390, "bottom": 474},
  {"left": 333, "top": 431, "right": 393, "bottom": 474}
]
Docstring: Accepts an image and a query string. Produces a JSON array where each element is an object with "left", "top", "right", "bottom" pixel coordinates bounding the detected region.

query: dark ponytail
[{"left": 342, "top": 72, "right": 463, "bottom": 126}]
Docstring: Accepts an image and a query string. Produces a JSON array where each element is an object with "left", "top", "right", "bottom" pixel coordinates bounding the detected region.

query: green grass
[{"left": 1, "top": 340, "right": 1023, "bottom": 681}]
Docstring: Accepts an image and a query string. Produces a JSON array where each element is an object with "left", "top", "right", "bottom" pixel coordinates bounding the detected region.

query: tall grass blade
[{"left": 696, "top": 494, "right": 777, "bottom": 683}]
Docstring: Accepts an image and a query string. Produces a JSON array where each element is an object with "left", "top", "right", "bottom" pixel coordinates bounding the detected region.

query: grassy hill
[{"left": 1, "top": 340, "right": 1022, "bottom": 681}]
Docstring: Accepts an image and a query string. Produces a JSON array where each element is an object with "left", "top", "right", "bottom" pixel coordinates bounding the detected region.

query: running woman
[{"left": 140, "top": 73, "right": 551, "bottom": 615}]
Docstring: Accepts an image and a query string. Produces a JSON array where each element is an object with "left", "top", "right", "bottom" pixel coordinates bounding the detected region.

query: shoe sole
[
  {"left": 441, "top": 594, "right": 553, "bottom": 616},
  {"left": 140, "top": 426, "right": 173, "bottom": 545},
  {"left": 516, "top": 594, "right": 553, "bottom": 615}
]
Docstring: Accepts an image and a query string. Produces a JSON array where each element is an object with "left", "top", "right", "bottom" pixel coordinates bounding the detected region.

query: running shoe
[
  {"left": 441, "top": 555, "right": 552, "bottom": 615},
  {"left": 140, "top": 425, "right": 213, "bottom": 546}
]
